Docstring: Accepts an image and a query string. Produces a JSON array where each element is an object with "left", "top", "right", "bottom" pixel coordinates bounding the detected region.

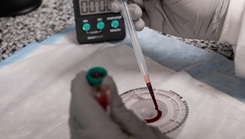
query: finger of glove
[
  {"left": 110, "top": 88, "right": 166, "bottom": 139},
  {"left": 109, "top": 0, "right": 121, "bottom": 13},
  {"left": 100, "top": 75, "right": 118, "bottom": 96},
  {"left": 109, "top": 1, "right": 142, "bottom": 21},
  {"left": 134, "top": 18, "right": 145, "bottom": 31},
  {"left": 128, "top": 3, "right": 142, "bottom": 21},
  {"left": 70, "top": 71, "right": 115, "bottom": 129},
  {"left": 109, "top": 0, "right": 144, "bottom": 12}
]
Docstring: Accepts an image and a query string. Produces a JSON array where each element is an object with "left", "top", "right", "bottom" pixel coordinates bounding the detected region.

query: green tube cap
[{"left": 86, "top": 67, "right": 107, "bottom": 86}]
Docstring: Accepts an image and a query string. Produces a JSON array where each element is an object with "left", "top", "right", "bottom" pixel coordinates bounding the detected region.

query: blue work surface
[{"left": 118, "top": 28, "right": 245, "bottom": 102}]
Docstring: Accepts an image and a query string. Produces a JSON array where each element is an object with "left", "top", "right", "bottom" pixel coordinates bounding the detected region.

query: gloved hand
[
  {"left": 69, "top": 71, "right": 169, "bottom": 139},
  {"left": 109, "top": 0, "right": 229, "bottom": 41}
]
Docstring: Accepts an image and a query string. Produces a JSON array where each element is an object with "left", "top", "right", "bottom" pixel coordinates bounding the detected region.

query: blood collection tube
[{"left": 86, "top": 67, "right": 110, "bottom": 111}]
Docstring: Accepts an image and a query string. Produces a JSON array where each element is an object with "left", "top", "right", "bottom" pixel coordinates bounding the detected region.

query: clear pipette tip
[
  {"left": 120, "top": 0, "right": 162, "bottom": 122},
  {"left": 120, "top": 0, "right": 149, "bottom": 83}
]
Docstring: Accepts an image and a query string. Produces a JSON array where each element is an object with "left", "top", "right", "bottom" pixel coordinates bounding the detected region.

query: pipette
[{"left": 120, "top": 0, "right": 162, "bottom": 123}]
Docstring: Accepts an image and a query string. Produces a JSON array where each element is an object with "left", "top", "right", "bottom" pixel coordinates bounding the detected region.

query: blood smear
[{"left": 145, "top": 82, "right": 162, "bottom": 123}]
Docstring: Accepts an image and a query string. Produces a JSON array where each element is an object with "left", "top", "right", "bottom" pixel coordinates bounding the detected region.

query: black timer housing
[{"left": 73, "top": 0, "right": 126, "bottom": 44}]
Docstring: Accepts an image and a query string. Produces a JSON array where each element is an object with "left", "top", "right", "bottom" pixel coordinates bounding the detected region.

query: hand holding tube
[{"left": 69, "top": 69, "right": 169, "bottom": 139}]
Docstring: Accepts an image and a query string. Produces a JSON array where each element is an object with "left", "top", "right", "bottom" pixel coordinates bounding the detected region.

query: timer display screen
[{"left": 79, "top": 0, "right": 111, "bottom": 15}]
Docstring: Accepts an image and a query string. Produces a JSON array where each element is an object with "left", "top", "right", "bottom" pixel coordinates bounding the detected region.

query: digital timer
[{"left": 73, "top": 0, "right": 126, "bottom": 44}]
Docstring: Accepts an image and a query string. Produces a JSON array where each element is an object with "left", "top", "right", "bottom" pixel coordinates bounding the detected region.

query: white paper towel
[{"left": 0, "top": 30, "right": 244, "bottom": 139}]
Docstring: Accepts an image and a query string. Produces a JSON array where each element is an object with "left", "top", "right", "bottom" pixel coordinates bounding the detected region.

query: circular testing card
[{"left": 120, "top": 88, "right": 189, "bottom": 137}]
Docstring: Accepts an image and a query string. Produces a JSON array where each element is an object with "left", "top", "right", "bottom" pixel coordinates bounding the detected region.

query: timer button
[
  {"left": 111, "top": 20, "right": 119, "bottom": 28},
  {"left": 82, "top": 23, "right": 90, "bottom": 32},
  {"left": 97, "top": 22, "right": 105, "bottom": 30}
]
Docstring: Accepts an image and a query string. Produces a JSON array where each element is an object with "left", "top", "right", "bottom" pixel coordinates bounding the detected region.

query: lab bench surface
[{"left": 0, "top": 0, "right": 234, "bottom": 61}]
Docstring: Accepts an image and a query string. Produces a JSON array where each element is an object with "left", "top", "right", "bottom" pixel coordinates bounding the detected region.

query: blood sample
[
  {"left": 86, "top": 67, "right": 110, "bottom": 110},
  {"left": 92, "top": 72, "right": 103, "bottom": 78},
  {"left": 93, "top": 86, "right": 109, "bottom": 110},
  {"left": 145, "top": 82, "right": 162, "bottom": 123}
]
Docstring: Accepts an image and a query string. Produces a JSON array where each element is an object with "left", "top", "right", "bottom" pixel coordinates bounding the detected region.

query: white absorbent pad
[{"left": 0, "top": 26, "right": 245, "bottom": 139}]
